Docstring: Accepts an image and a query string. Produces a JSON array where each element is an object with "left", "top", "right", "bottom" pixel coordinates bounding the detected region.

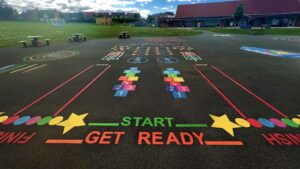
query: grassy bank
[
  {"left": 0, "top": 21, "right": 203, "bottom": 47},
  {"left": 199, "top": 27, "right": 300, "bottom": 36}
]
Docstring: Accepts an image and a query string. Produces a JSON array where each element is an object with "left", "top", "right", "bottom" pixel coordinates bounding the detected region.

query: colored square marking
[
  {"left": 168, "top": 74, "right": 177, "bottom": 78},
  {"left": 112, "top": 85, "right": 123, "bottom": 91},
  {"left": 166, "top": 68, "right": 174, "bottom": 71},
  {"left": 128, "top": 76, "right": 139, "bottom": 81},
  {"left": 170, "top": 82, "right": 181, "bottom": 86},
  {"left": 124, "top": 85, "right": 136, "bottom": 91},
  {"left": 122, "top": 80, "right": 133, "bottom": 85},
  {"left": 130, "top": 67, "right": 138, "bottom": 70},
  {"left": 164, "top": 77, "right": 174, "bottom": 82},
  {"left": 114, "top": 90, "right": 128, "bottom": 97},
  {"left": 126, "top": 73, "right": 136, "bottom": 77},
  {"left": 118, "top": 76, "right": 128, "bottom": 81},
  {"left": 166, "top": 86, "right": 178, "bottom": 92},
  {"left": 173, "top": 77, "right": 184, "bottom": 82},
  {"left": 163, "top": 70, "right": 169, "bottom": 75},
  {"left": 172, "top": 92, "right": 187, "bottom": 99},
  {"left": 177, "top": 86, "right": 190, "bottom": 92}
]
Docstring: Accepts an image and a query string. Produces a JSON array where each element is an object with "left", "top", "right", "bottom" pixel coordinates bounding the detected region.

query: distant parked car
[{"left": 239, "top": 23, "right": 252, "bottom": 29}]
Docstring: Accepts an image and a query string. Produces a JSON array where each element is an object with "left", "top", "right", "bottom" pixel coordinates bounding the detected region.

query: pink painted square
[
  {"left": 177, "top": 86, "right": 190, "bottom": 92},
  {"left": 122, "top": 80, "right": 133, "bottom": 85},
  {"left": 124, "top": 85, "right": 136, "bottom": 91}
]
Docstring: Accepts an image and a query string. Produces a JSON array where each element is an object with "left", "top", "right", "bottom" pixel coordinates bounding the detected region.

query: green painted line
[
  {"left": 88, "top": 123, "right": 120, "bottom": 127},
  {"left": 175, "top": 124, "right": 208, "bottom": 128}
]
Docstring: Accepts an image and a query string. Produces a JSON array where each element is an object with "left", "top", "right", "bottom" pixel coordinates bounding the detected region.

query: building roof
[
  {"left": 176, "top": 1, "right": 240, "bottom": 18},
  {"left": 175, "top": 0, "right": 300, "bottom": 18},
  {"left": 243, "top": 0, "right": 300, "bottom": 15}
]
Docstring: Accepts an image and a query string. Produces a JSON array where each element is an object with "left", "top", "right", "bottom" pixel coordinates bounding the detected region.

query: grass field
[
  {"left": 0, "top": 21, "right": 203, "bottom": 47},
  {"left": 199, "top": 27, "right": 300, "bottom": 36}
]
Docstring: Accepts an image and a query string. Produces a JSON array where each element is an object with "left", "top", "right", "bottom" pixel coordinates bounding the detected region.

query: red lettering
[
  {"left": 261, "top": 133, "right": 282, "bottom": 146},
  {"left": 138, "top": 132, "right": 151, "bottom": 145},
  {"left": 166, "top": 132, "right": 180, "bottom": 145},
  {"left": 99, "top": 132, "right": 113, "bottom": 144},
  {"left": 180, "top": 132, "right": 193, "bottom": 145},
  {"left": 152, "top": 132, "right": 163, "bottom": 145}
]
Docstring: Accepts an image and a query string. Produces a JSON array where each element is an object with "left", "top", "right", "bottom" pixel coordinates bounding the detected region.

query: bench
[
  {"left": 82, "top": 36, "right": 87, "bottom": 41},
  {"left": 45, "top": 39, "right": 50, "bottom": 45},
  {"left": 118, "top": 32, "right": 131, "bottom": 39},
  {"left": 20, "top": 41, "right": 27, "bottom": 48},
  {"left": 68, "top": 37, "right": 72, "bottom": 42}
]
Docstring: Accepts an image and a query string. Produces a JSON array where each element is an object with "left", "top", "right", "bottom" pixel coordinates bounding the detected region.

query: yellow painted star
[
  {"left": 209, "top": 114, "right": 241, "bottom": 137},
  {"left": 57, "top": 113, "right": 88, "bottom": 134}
]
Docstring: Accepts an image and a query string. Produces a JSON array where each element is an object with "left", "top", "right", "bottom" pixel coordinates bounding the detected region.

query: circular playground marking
[
  {"left": 127, "top": 57, "right": 149, "bottom": 64},
  {"left": 24, "top": 51, "right": 80, "bottom": 62},
  {"left": 157, "top": 57, "right": 179, "bottom": 64}
]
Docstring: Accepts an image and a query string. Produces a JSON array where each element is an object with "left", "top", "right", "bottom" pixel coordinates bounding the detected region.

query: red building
[{"left": 159, "top": 0, "right": 300, "bottom": 27}]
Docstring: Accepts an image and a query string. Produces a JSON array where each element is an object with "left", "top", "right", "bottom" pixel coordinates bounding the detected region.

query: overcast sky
[{"left": 6, "top": 0, "right": 236, "bottom": 18}]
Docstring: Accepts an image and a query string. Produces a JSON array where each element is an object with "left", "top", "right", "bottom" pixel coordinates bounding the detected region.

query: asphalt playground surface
[{"left": 0, "top": 31, "right": 299, "bottom": 169}]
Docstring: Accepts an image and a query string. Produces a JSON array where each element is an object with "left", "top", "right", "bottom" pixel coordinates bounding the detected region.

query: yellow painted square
[
  {"left": 173, "top": 77, "right": 184, "bottom": 82},
  {"left": 128, "top": 76, "right": 139, "bottom": 81}
]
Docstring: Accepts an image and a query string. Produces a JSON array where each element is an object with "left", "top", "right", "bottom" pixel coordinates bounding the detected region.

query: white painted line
[
  {"left": 0, "top": 64, "right": 27, "bottom": 74},
  {"left": 22, "top": 64, "right": 47, "bottom": 73},
  {"left": 10, "top": 64, "right": 38, "bottom": 74}
]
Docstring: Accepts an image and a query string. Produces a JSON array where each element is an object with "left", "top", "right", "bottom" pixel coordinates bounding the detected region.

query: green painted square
[{"left": 168, "top": 74, "right": 177, "bottom": 78}]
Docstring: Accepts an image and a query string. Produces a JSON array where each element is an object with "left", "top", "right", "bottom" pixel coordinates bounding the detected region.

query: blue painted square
[
  {"left": 172, "top": 92, "right": 187, "bottom": 99},
  {"left": 130, "top": 67, "right": 138, "bottom": 70},
  {"left": 173, "top": 71, "right": 180, "bottom": 75},
  {"left": 114, "top": 90, "right": 128, "bottom": 97},
  {"left": 135, "top": 70, "right": 141, "bottom": 74},
  {"left": 166, "top": 86, "right": 178, "bottom": 92},
  {"left": 112, "top": 85, "right": 124, "bottom": 91},
  {"left": 166, "top": 68, "right": 174, "bottom": 71}
]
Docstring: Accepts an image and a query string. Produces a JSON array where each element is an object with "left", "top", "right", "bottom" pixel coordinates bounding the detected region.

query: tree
[
  {"left": 234, "top": 3, "right": 244, "bottom": 26},
  {"left": 0, "top": 0, "right": 18, "bottom": 20}
]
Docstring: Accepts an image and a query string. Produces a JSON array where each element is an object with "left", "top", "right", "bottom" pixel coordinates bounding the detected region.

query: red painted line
[
  {"left": 45, "top": 139, "right": 83, "bottom": 144},
  {"left": 193, "top": 65, "right": 247, "bottom": 119},
  {"left": 53, "top": 65, "right": 111, "bottom": 116},
  {"left": 211, "top": 65, "right": 288, "bottom": 118},
  {"left": 14, "top": 65, "right": 94, "bottom": 116},
  {"left": 205, "top": 141, "right": 243, "bottom": 146}
]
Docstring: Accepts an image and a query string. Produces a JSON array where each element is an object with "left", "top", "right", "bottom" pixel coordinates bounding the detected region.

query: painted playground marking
[
  {"left": 10, "top": 64, "right": 38, "bottom": 74},
  {"left": 1, "top": 111, "right": 300, "bottom": 145},
  {"left": 113, "top": 67, "right": 141, "bottom": 97},
  {"left": 132, "top": 46, "right": 150, "bottom": 56},
  {"left": 240, "top": 46, "right": 300, "bottom": 58},
  {"left": 53, "top": 65, "right": 111, "bottom": 116},
  {"left": 155, "top": 47, "right": 173, "bottom": 56},
  {"left": 0, "top": 64, "right": 48, "bottom": 74},
  {"left": 102, "top": 51, "right": 125, "bottom": 61},
  {"left": 22, "top": 64, "right": 47, "bottom": 73},
  {"left": 0, "top": 64, "right": 27, "bottom": 74},
  {"left": 180, "top": 51, "right": 202, "bottom": 62},
  {"left": 164, "top": 68, "right": 190, "bottom": 99},
  {"left": 272, "top": 36, "right": 300, "bottom": 43},
  {"left": 213, "top": 34, "right": 233, "bottom": 37},
  {"left": 157, "top": 57, "right": 179, "bottom": 64},
  {"left": 127, "top": 57, "right": 149, "bottom": 64},
  {"left": 24, "top": 51, "right": 79, "bottom": 62},
  {"left": 0, "top": 64, "right": 16, "bottom": 72},
  {"left": 13, "top": 65, "right": 94, "bottom": 116}
]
